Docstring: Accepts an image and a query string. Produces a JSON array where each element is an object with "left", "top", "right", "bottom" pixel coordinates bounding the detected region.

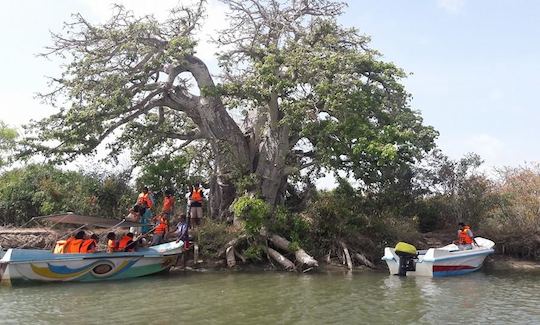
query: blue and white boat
[
  {"left": 0, "top": 214, "right": 184, "bottom": 285},
  {"left": 382, "top": 237, "right": 495, "bottom": 277}
]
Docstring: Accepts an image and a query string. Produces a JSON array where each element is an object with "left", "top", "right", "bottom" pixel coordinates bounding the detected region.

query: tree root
[
  {"left": 340, "top": 241, "right": 353, "bottom": 270},
  {"left": 263, "top": 246, "right": 295, "bottom": 271},
  {"left": 268, "top": 234, "right": 318, "bottom": 268}
]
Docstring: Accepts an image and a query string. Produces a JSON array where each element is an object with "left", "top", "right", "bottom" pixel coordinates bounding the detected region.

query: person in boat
[
  {"left": 162, "top": 189, "right": 175, "bottom": 223},
  {"left": 127, "top": 204, "right": 142, "bottom": 235},
  {"left": 118, "top": 232, "right": 136, "bottom": 252},
  {"left": 106, "top": 232, "right": 118, "bottom": 253},
  {"left": 173, "top": 214, "right": 189, "bottom": 249},
  {"left": 151, "top": 213, "right": 169, "bottom": 246},
  {"left": 456, "top": 222, "right": 478, "bottom": 250},
  {"left": 188, "top": 183, "right": 204, "bottom": 229},
  {"left": 64, "top": 231, "right": 86, "bottom": 253},
  {"left": 80, "top": 234, "right": 99, "bottom": 253}
]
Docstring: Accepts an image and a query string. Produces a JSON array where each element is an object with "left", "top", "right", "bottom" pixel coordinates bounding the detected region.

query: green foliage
[
  {"left": 0, "top": 121, "right": 17, "bottom": 167},
  {"left": 268, "top": 206, "right": 310, "bottom": 249},
  {"left": 197, "top": 220, "right": 239, "bottom": 257},
  {"left": 234, "top": 174, "right": 259, "bottom": 194},
  {"left": 231, "top": 196, "right": 270, "bottom": 235},
  {"left": 243, "top": 245, "right": 264, "bottom": 262},
  {"left": 0, "top": 164, "right": 134, "bottom": 225},
  {"left": 136, "top": 155, "right": 190, "bottom": 194}
]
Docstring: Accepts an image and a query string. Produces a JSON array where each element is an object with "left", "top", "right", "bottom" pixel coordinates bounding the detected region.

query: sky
[{"left": 0, "top": 0, "right": 539, "bottom": 174}]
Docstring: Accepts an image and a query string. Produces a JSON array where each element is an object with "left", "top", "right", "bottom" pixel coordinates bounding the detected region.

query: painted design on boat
[{"left": 30, "top": 259, "right": 137, "bottom": 280}]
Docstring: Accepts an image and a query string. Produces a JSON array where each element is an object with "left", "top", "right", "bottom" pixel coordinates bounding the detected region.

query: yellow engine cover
[{"left": 394, "top": 242, "right": 417, "bottom": 255}]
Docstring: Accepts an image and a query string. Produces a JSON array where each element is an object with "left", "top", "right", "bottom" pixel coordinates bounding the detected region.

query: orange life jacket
[
  {"left": 80, "top": 239, "right": 97, "bottom": 253},
  {"left": 162, "top": 196, "right": 175, "bottom": 213},
  {"left": 191, "top": 189, "right": 203, "bottom": 203},
  {"left": 154, "top": 217, "right": 168, "bottom": 235},
  {"left": 107, "top": 239, "right": 118, "bottom": 253},
  {"left": 118, "top": 235, "right": 134, "bottom": 252},
  {"left": 138, "top": 192, "right": 154, "bottom": 208},
  {"left": 458, "top": 226, "right": 473, "bottom": 244},
  {"left": 65, "top": 239, "right": 84, "bottom": 253}
]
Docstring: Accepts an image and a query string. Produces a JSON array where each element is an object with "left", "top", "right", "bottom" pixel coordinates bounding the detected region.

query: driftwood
[
  {"left": 353, "top": 252, "right": 375, "bottom": 269},
  {"left": 226, "top": 246, "right": 236, "bottom": 268},
  {"left": 234, "top": 249, "right": 247, "bottom": 263},
  {"left": 268, "top": 234, "right": 318, "bottom": 268},
  {"left": 340, "top": 242, "right": 353, "bottom": 270},
  {"left": 217, "top": 234, "right": 247, "bottom": 258},
  {"left": 193, "top": 243, "right": 200, "bottom": 263},
  {"left": 263, "top": 246, "right": 295, "bottom": 271},
  {"left": 0, "top": 228, "right": 59, "bottom": 249}
]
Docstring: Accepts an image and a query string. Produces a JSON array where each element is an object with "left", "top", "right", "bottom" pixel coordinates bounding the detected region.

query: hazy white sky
[{"left": 0, "top": 0, "right": 538, "bottom": 173}]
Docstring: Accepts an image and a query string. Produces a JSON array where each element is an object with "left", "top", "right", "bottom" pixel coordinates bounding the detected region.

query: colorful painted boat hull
[
  {"left": 0, "top": 241, "right": 183, "bottom": 285},
  {"left": 382, "top": 237, "right": 495, "bottom": 277}
]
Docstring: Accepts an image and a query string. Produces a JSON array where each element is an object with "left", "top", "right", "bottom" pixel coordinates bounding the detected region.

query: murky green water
[{"left": 0, "top": 269, "right": 539, "bottom": 324}]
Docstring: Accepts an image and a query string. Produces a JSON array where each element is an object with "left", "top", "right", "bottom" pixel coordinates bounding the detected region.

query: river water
[{"left": 0, "top": 269, "right": 539, "bottom": 324}]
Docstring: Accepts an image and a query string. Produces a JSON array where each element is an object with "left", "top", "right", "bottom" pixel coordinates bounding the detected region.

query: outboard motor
[{"left": 394, "top": 242, "right": 417, "bottom": 276}]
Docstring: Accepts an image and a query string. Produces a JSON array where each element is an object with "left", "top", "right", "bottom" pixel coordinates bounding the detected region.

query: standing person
[
  {"left": 137, "top": 186, "right": 154, "bottom": 233},
  {"left": 151, "top": 214, "right": 168, "bottom": 246},
  {"left": 173, "top": 214, "right": 190, "bottom": 249},
  {"left": 162, "top": 189, "right": 175, "bottom": 222},
  {"left": 456, "top": 222, "right": 478, "bottom": 250},
  {"left": 127, "top": 204, "right": 142, "bottom": 235},
  {"left": 188, "top": 183, "right": 204, "bottom": 229}
]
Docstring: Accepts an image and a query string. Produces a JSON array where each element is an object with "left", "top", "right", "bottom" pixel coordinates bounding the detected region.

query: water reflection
[{"left": 1, "top": 270, "right": 539, "bottom": 324}]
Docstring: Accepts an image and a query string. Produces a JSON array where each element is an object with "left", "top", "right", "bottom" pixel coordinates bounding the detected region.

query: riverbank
[{"left": 2, "top": 226, "right": 539, "bottom": 273}]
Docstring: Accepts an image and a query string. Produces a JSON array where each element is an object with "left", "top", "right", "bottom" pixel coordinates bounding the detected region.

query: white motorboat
[{"left": 382, "top": 237, "right": 495, "bottom": 277}]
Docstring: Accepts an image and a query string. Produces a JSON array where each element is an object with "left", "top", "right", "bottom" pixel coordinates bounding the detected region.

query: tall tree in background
[
  {"left": 22, "top": 0, "right": 437, "bottom": 220},
  {"left": 0, "top": 121, "right": 17, "bottom": 168}
]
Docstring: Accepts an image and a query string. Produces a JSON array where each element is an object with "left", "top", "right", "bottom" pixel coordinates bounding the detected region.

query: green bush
[
  {"left": 197, "top": 219, "right": 239, "bottom": 257},
  {"left": 231, "top": 195, "right": 270, "bottom": 235},
  {"left": 0, "top": 164, "right": 135, "bottom": 225}
]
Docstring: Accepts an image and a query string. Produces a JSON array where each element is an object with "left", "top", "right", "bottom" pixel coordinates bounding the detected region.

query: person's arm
[{"left": 468, "top": 229, "right": 479, "bottom": 246}]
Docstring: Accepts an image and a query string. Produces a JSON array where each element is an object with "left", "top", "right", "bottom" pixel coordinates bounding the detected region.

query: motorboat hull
[
  {"left": 382, "top": 237, "right": 495, "bottom": 277},
  {"left": 0, "top": 241, "right": 183, "bottom": 285}
]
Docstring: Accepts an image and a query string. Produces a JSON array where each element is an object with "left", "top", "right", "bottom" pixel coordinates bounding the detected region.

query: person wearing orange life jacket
[
  {"left": 161, "top": 189, "right": 175, "bottom": 222},
  {"left": 80, "top": 234, "right": 99, "bottom": 253},
  {"left": 137, "top": 186, "right": 154, "bottom": 234},
  {"left": 457, "top": 222, "right": 478, "bottom": 250},
  {"left": 151, "top": 214, "right": 168, "bottom": 246},
  {"left": 106, "top": 232, "right": 118, "bottom": 253},
  {"left": 137, "top": 186, "right": 154, "bottom": 209},
  {"left": 118, "top": 233, "right": 136, "bottom": 252},
  {"left": 188, "top": 183, "right": 205, "bottom": 229},
  {"left": 64, "top": 231, "right": 86, "bottom": 253}
]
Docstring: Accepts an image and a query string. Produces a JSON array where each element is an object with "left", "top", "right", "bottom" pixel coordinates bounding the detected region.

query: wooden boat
[
  {"left": 382, "top": 237, "right": 495, "bottom": 277},
  {"left": 0, "top": 214, "right": 183, "bottom": 285}
]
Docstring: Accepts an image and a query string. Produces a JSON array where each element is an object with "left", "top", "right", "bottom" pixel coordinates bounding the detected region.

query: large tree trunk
[{"left": 254, "top": 126, "right": 290, "bottom": 206}]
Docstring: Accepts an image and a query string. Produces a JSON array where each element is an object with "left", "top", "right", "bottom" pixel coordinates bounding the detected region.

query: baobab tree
[{"left": 22, "top": 0, "right": 437, "bottom": 254}]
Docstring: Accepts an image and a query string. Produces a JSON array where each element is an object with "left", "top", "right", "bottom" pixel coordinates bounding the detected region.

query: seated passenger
[
  {"left": 64, "top": 231, "right": 86, "bottom": 253},
  {"left": 80, "top": 234, "right": 99, "bottom": 253},
  {"left": 106, "top": 232, "right": 117, "bottom": 253},
  {"left": 53, "top": 238, "right": 69, "bottom": 254},
  {"left": 118, "top": 233, "right": 136, "bottom": 252}
]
